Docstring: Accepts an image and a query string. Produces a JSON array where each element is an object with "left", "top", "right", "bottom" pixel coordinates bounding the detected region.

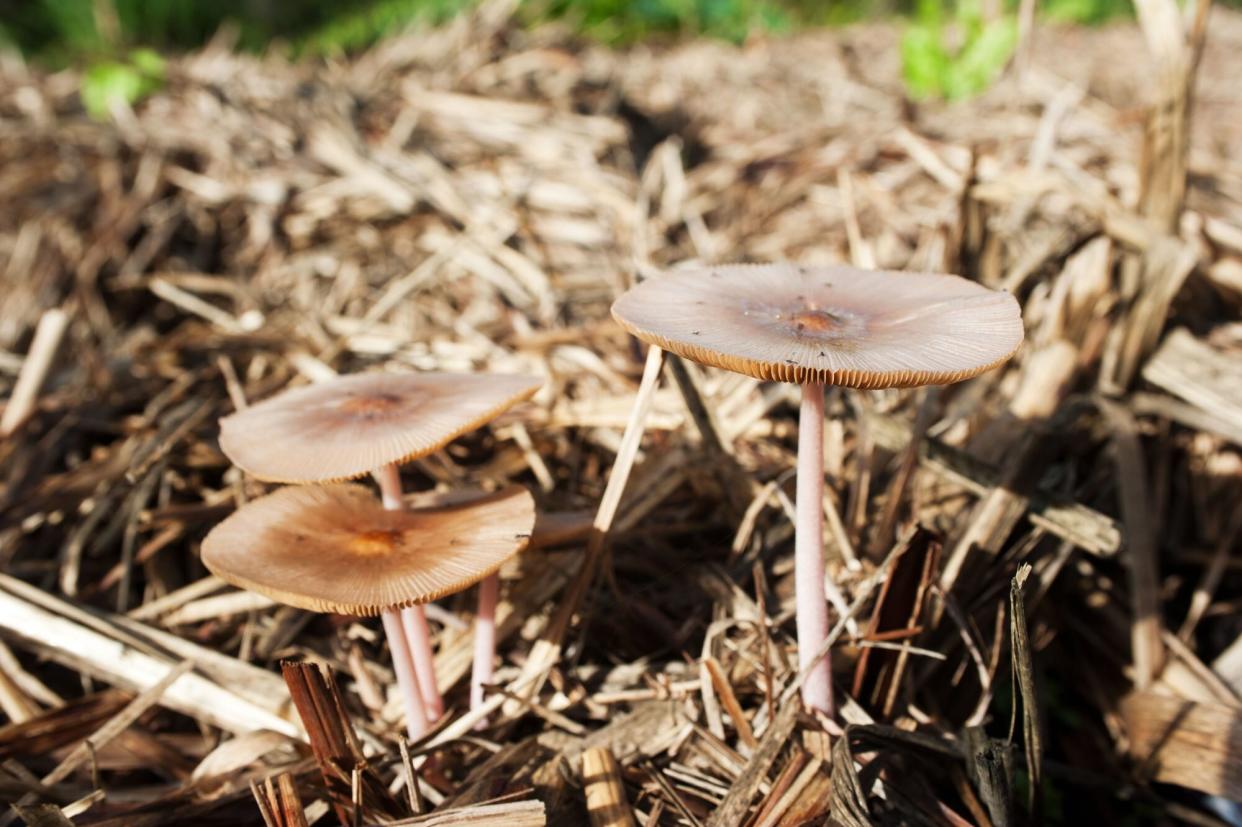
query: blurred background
[
  {"left": 6, "top": 0, "right": 1238, "bottom": 120},
  {"left": 0, "top": 0, "right": 1217, "bottom": 60}
]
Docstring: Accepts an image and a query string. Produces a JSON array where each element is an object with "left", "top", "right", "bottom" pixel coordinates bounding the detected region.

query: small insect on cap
[
  {"left": 201, "top": 484, "right": 536, "bottom": 616},
  {"left": 611, "top": 264, "right": 1023, "bottom": 389},
  {"left": 219, "top": 371, "right": 543, "bottom": 483}
]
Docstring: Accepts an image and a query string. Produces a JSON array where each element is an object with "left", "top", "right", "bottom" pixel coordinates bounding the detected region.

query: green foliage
[
  {"left": 81, "top": 47, "right": 165, "bottom": 118},
  {"left": 1042, "top": 0, "right": 1132, "bottom": 23},
  {"left": 298, "top": 0, "right": 477, "bottom": 55},
  {"left": 1, "top": 0, "right": 101, "bottom": 60},
  {"left": 4, "top": 0, "right": 230, "bottom": 61},
  {"left": 901, "top": 0, "right": 1017, "bottom": 101},
  {"left": 8, "top": 0, "right": 1242, "bottom": 65},
  {"left": 2, "top": 0, "right": 371, "bottom": 61},
  {"left": 42, "top": 0, "right": 107, "bottom": 51},
  {"left": 521, "top": 0, "right": 793, "bottom": 45}
]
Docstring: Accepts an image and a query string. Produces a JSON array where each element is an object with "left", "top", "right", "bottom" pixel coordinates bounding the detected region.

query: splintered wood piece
[
  {"left": 6, "top": 804, "right": 74, "bottom": 827},
  {"left": 1133, "top": 0, "right": 1211, "bottom": 232},
  {"left": 939, "top": 425, "right": 1044, "bottom": 594},
  {"left": 1110, "top": 239, "right": 1199, "bottom": 390},
  {"left": 252, "top": 772, "right": 309, "bottom": 827},
  {"left": 852, "top": 527, "right": 940, "bottom": 717},
  {"left": 191, "top": 730, "right": 307, "bottom": 782},
  {"left": 0, "top": 573, "right": 297, "bottom": 735},
  {"left": 0, "top": 640, "right": 58, "bottom": 711},
  {"left": 1143, "top": 328, "right": 1242, "bottom": 446},
  {"left": 963, "top": 725, "right": 1014, "bottom": 826},
  {"left": 280, "top": 661, "right": 399, "bottom": 825},
  {"left": 441, "top": 738, "right": 554, "bottom": 809},
  {"left": 0, "top": 661, "right": 191, "bottom": 827},
  {"left": 277, "top": 773, "right": 309, "bottom": 827},
  {"left": 701, "top": 657, "right": 756, "bottom": 749},
  {"left": 252, "top": 779, "right": 279, "bottom": 827},
  {"left": 386, "top": 800, "right": 547, "bottom": 825},
  {"left": 764, "top": 758, "right": 830, "bottom": 827},
  {"left": 0, "top": 689, "right": 131, "bottom": 762},
  {"left": 1121, "top": 690, "right": 1242, "bottom": 799},
  {"left": 580, "top": 747, "right": 636, "bottom": 827},
  {"left": 0, "top": 307, "right": 68, "bottom": 438},
  {"left": 747, "top": 752, "right": 805, "bottom": 826},
  {"left": 1097, "top": 398, "right": 1165, "bottom": 688},
  {"left": 705, "top": 702, "right": 798, "bottom": 827},
  {"left": 866, "top": 411, "right": 1121, "bottom": 557},
  {"left": 867, "top": 388, "right": 936, "bottom": 559},
  {"left": 1009, "top": 564, "right": 1042, "bottom": 812},
  {"left": 528, "top": 510, "right": 595, "bottom": 550},
  {"left": 827, "top": 735, "right": 871, "bottom": 827},
  {"left": 0, "top": 662, "right": 39, "bottom": 725}
]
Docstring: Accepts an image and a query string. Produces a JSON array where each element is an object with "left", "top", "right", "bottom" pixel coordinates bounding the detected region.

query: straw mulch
[{"left": 2, "top": 0, "right": 1242, "bottom": 823}]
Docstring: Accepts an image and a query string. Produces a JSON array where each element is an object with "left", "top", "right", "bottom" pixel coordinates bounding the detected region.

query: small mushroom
[
  {"left": 612, "top": 263, "right": 1022, "bottom": 718},
  {"left": 201, "top": 484, "right": 535, "bottom": 739},
  {"left": 218, "top": 371, "right": 541, "bottom": 725},
  {"left": 219, "top": 371, "right": 541, "bottom": 485}
]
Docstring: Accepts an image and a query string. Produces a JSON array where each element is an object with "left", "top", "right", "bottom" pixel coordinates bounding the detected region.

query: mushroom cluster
[
  {"left": 205, "top": 371, "right": 541, "bottom": 739},
  {"left": 612, "top": 263, "right": 1023, "bottom": 718},
  {"left": 205, "top": 261, "right": 1021, "bottom": 743}
]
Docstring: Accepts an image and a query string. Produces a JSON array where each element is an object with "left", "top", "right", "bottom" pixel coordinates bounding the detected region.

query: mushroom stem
[
  {"left": 471, "top": 572, "right": 499, "bottom": 718},
  {"left": 375, "top": 463, "right": 404, "bottom": 510},
  {"left": 402, "top": 606, "right": 444, "bottom": 720},
  {"left": 374, "top": 464, "right": 444, "bottom": 721},
  {"left": 796, "top": 382, "right": 834, "bottom": 718},
  {"left": 381, "top": 608, "right": 428, "bottom": 740}
]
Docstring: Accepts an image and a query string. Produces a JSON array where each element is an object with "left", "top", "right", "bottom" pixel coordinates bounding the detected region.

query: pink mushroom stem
[
  {"left": 471, "top": 572, "right": 499, "bottom": 717},
  {"left": 375, "top": 464, "right": 444, "bottom": 721},
  {"left": 381, "top": 608, "right": 428, "bottom": 740},
  {"left": 796, "top": 382, "right": 834, "bottom": 718},
  {"left": 402, "top": 605, "right": 444, "bottom": 720}
]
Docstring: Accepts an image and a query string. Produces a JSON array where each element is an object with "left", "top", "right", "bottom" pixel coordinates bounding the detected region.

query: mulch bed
[{"left": 2, "top": 1, "right": 1242, "bottom": 823}]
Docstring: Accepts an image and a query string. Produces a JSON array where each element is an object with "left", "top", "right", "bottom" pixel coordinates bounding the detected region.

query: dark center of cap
[
  {"left": 348, "top": 529, "right": 404, "bottom": 557},
  {"left": 339, "top": 393, "right": 403, "bottom": 417},
  {"left": 790, "top": 309, "right": 845, "bottom": 334}
]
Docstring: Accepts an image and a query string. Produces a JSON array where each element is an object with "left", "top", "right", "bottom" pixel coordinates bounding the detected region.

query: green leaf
[
  {"left": 900, "top": 24, "right": 948, "bottom": 100},
  {"left": 81, "top": 62, "right": 143, "bottom": 118},
  {"left": 945, "top": 17, "right": 1016, "bottom": 99},
  {"left": 905, "top": 0, "right": 1018, "bottom": 104},
  {"left": 41, "top": 0, "right": 104, "bottom": 52},
  {"left": 81, "top": 49, "right": 165, "bottom": 119},
  {"left": 913, "top": 0, "right": 943, "bottom": 25},
  {"left": 128, "top": 47, "right": 166, "bottom": 79}
]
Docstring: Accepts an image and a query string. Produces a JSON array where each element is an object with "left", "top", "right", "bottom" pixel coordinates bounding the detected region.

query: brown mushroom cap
[
  {"left": 611, "top": 264, "right": 1023, "bottom": 388},
  {"left": 219, "top": 371, "right": 542, "bottom": 483},
  {"left": 201, "top": 484, "right": 536, "bottom": 616}
]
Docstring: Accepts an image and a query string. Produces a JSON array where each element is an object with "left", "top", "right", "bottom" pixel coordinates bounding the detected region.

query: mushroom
[
  {"left": 611, "top": 263, "right": 1023, "bottom": 717},
  {"left": 201, "top": 483, "right": 535, "bottom": 739},
  {"left": 217, "top": 371, "right": 542, "bottom": 725}
]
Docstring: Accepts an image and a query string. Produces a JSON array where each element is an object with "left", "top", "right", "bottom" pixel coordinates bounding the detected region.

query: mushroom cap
[
  {"left": 611, "top": 264, "right": 1023, "bottom": 388},
  {"left": 201, "top": 484, "right": 536, "bottom": 616},
  {"left": 219, "top": 371, "right": 542, "bottom": 483}
]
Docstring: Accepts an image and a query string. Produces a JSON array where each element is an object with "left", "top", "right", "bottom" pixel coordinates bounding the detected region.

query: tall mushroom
[
  {"left": 201, "top": 484, "right": 535, "bottom": 739},
  {"left": 611, "top": 263, "right": 1023, "bottom": 717},
  {"left": 217, "top": 371, "right": 541, "bottom": 724}
]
